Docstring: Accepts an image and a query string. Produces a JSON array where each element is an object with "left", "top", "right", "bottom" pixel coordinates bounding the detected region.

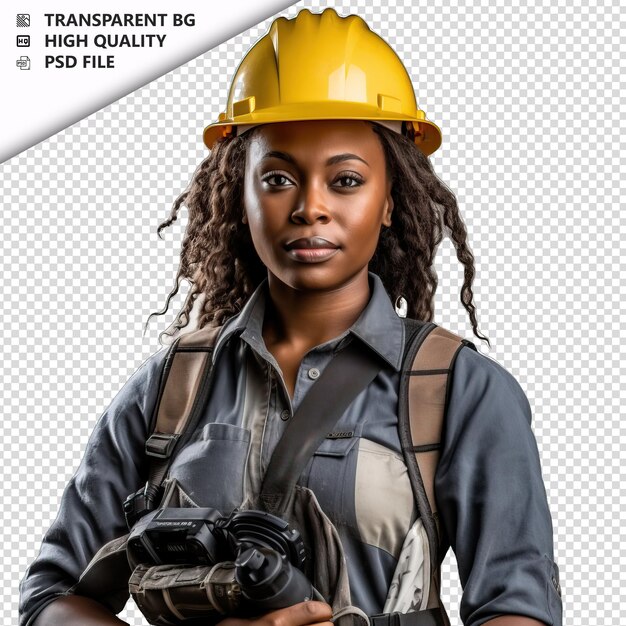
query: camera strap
[{"left": 260, "top": 337, "right": 384, "bottom": 517}]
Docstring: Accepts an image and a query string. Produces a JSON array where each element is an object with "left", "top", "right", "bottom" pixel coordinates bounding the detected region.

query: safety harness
[{"left": 124, "top": 317, "right": 476, "bottom": 626}]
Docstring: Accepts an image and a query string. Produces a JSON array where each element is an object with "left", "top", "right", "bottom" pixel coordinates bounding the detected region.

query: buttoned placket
[{"left": 242, "top": 332, "right": 354, "bottom": 480}]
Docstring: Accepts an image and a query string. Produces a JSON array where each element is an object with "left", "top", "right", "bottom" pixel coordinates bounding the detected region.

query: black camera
[
  {"left": 127, "top": 506, "right": 225, "bottom": 566},
  {"left": 126, "top": 506, "right": 322, "bottom": 625}
]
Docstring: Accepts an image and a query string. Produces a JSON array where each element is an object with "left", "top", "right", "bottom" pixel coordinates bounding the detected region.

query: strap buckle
[
  {"left": 123, "top": 482, "right": 163, "bottom": 529},
  {"left": 145, "top": 432, "right": 180, "bottom": 459}
]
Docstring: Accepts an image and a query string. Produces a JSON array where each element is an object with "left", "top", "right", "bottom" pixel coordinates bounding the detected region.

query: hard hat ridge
[{"left": 203, "top": 8, "right": 442, "bottom": 156}]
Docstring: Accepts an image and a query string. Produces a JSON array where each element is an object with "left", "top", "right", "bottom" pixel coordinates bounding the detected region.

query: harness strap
[
  {"left": 125, "top": 326, "right": 222, "bottom": 527},
  {"left": 407, "top": 326, "right": 471, "bottom": 516},
  {"left": 260, "top": 338, "right": 383, "bottom": 516},
  {"left": 398, "top": 320, "right": 476, "bottom": 623}
]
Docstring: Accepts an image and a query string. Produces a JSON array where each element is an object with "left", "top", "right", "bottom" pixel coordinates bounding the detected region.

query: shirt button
[
  {"left": 280, "top": 409, "right": 291, "bottom": 421},
  {"left": 308, "top": 367, "right": 320, "bottom": 380}
]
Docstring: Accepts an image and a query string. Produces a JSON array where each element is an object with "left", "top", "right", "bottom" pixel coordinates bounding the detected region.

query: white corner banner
[{"left": 0, "top": 0, "right": 298, "bottom": 162}]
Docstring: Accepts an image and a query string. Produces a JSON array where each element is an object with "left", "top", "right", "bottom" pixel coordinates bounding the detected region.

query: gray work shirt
[{"left": 19, "top": 272, "right": 563, "bottom": 626}]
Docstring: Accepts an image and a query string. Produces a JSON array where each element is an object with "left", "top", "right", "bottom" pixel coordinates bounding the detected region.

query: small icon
[
  {"left": 17, "top": 35, "right": 30, "bottom": 47},
  {"left": 16, "top": 56, "right": 30, "bottom": 70},
  {"left": 16, "top": 13, "right": 30, "bottom": 27}
]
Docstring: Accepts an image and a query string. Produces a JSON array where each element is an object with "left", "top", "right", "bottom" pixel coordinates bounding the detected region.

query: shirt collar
[{"left": 212, "top": 272, "right": 405, "bottom": 371}]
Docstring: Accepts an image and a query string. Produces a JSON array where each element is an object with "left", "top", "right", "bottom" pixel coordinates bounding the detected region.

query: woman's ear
[
  {"left": 242, "top": 212, "right": 248, "bottom": 225},
  {"left": 382, "top": 192, "right": 394, "bottom": 227}
]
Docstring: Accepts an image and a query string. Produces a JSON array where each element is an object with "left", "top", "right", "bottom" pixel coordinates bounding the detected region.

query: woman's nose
[{"left": 290, "top": 183, "right": 331, "bottom": 224}]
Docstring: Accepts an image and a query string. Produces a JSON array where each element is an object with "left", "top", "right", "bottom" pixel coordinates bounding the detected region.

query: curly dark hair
[{"left": 144, "top": 122, "right": 490, "bottom": 348}]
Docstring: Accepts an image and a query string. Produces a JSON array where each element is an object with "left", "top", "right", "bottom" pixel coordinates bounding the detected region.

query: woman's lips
[
  {"left": 284, "top": 237, "right": 340, "bottom": 263},
  {"left": 285, "top": 247, "right": 340, "bottom": 262}
]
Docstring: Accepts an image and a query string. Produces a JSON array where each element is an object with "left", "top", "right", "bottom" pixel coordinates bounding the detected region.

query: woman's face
[{"left": 243, "top": 119, "right": 394, "bottom": 293}]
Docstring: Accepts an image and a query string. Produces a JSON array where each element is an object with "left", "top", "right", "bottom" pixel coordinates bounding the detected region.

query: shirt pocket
[
  {"left": 354, "top": 438, "right": 415, "bottom": 559},
  {"left": 303, "top": 435, "right": 360, "bottom": 527},
  {"left": 167, "top": 422, "right": 251, "bottom": 514}
]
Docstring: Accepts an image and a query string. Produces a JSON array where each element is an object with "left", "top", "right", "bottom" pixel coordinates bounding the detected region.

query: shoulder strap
[
  {"left": 125, "top": 325, "right": 223, "bottom": 526},
  {"left": 398, "top": 318, "right": 477, "bottom": 620},
  {"left": 147, "top": 325, "right": 223, "bottom": 479}
]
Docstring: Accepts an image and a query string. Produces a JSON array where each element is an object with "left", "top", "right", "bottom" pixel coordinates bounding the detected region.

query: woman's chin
[{"left": 267, "top": 265, "right": 367, "bottom": 295}]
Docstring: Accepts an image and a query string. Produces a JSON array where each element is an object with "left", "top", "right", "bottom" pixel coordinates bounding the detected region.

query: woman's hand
[{"left": 216, "top": 601, "right": 334, "bottom": 626}]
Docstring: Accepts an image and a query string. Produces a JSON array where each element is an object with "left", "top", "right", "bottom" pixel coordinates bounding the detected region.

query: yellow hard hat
[{"left": 203, "top": 8, "right": 442, "bottom": 156}]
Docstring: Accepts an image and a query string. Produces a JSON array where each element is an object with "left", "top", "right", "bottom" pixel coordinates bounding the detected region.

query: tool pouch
[{"left": 129, "top": 561, "right": 240, "bottom": 626}]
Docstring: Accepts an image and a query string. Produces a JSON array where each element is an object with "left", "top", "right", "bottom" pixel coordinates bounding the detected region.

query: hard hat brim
[{"left": 203, "top": 102, "right": 442, "bottom": 156}]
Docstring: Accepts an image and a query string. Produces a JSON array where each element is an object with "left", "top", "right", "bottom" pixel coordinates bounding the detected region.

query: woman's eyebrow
[
  {"left": 261, "top": 151, "right": 369, "bottom": 167},
  {"left": 261, "top": 150, "right": 296, "bottom": 164},
  {"left": 326, "top": 153, "right": 369, "bottom": 167}
]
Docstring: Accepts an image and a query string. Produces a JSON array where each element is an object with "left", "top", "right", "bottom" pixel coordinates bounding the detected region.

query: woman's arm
[
  {"left": 32, "top": 596, "right": 129, "bottom": 625},
  {"left": 18, "top": 347, "right": 169, "bottom": 626},
  {"left": 435, "top": 346, "right": 562, "bottom": 626},
  {"left": 32, "top": 595, "right": 333, "bottom": 626}
]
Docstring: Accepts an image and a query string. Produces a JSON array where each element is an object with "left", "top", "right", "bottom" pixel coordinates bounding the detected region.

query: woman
[{"left": 19, "top": 9, "right": 562, "bottom": 626}]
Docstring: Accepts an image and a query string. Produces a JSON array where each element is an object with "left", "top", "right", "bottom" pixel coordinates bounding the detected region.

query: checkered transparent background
[{"left": 3, "top": 0, "right": 624, "bottom": 623}]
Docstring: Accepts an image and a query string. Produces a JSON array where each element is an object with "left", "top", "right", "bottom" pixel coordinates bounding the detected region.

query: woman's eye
[
  {"left": 333, "top": 173, "right": 364, "bottom": 188},
  {"left": 262, "top": 173, "right": 293, "bottom": 187}
]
